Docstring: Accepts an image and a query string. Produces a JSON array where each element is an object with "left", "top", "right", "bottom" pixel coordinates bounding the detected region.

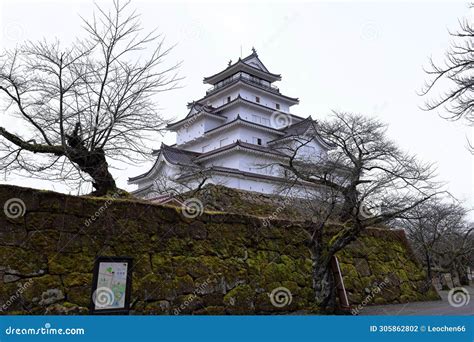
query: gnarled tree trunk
[
  {"left": 67, "top": 124, "right": 117, "bottom": 196},
  {"left": 313, "top": 261, "right": 336, "bottom": 311},
  {"left": 70, "top": 148, "right": 117, "bottom": 196},
  {"left": 309, "top": 241, "right": 337, "bottom": 312}
]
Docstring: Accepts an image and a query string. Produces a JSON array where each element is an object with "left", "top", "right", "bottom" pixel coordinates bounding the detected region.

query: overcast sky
[{"left": 0, "top": 0, "right": 472, "bottom": 211}]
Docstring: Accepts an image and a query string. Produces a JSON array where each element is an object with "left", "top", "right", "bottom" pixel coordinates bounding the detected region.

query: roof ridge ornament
[{"left": 251, "top": 46, "right": 257, "bottom": 55}]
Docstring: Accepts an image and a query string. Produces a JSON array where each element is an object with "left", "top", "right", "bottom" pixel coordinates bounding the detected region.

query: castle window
[
  {"left": 227, "top": 96, "right": 231, "bottom": 103},
  {"left": 219, "top": 138, "right": 228, "bottom": 147},
  {"left": 275, "top": 103, "right": 280, "bottom": 110},
  {"left": 255, "top": 96, "right": 260, "bottom": 103},
  {"left": 253, "top": 137, "right": 262, "bottom": 145}
]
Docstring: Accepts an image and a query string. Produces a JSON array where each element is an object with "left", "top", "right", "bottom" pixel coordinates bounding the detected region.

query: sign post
[{"left": 90, "top": 256, "right": 133, "bottom": 315}]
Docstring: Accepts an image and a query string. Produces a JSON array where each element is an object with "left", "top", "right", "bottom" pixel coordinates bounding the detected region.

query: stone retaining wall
[{"left": 0, "top": 185, "right": 438, "bottom": 314}]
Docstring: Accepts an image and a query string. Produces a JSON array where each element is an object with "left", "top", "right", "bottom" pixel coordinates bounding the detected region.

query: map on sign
[{"left": 95, "top": 262, "right": 128, "bottom": 310}]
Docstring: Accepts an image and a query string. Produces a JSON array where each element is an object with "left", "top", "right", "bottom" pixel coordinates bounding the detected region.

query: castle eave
[
  {"left": 205, "top": 116, "right": 286, "bottom": 135},
  {"left": 128, "top": 145, "right": 201, "bottom": 183},
  {"left": 198, "top": 80, "right": 299, "bottom": 106},
  {"left": 195, "top": 141, "right": 287, "bottom": 163},
  {"left": 203, "top": 60, "right": 281, "bottom": 85},
  {"left": 167, "top": 111, "right": 227, "bottom": 130},
  {"left": 214, "top": 96, "right": 304, "bottom": 121}
]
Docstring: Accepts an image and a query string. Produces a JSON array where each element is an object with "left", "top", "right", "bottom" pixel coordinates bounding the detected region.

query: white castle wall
[
  {"left": 206, "top": 85, "right": 291, "bottom": 113},
  {"left": 175, "top": 116, "right": 223, "bottom": 145},
  {"left": 178, "top": 124, "right": 281, "bottom": 153},
  {"left": 176, "top": 117, "right": 205, "bottom": 145},
  {"left": 130, "top": 54, "right": 331, "bottom": 198}
]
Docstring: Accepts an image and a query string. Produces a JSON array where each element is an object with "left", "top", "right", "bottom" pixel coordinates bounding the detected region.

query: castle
[{"left": 129, "top": 49, "right": 331, "bottom": 199}]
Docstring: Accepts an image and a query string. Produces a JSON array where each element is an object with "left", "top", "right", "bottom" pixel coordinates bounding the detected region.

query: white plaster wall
[
  {"left": 272, "top": 139, "right": 328, "bottom": 161},
  {"left": 208, "top": 88, "right": 240, "bottom": 107},
  {"left": 181, "top": 124, "right": 280, "bottom": 153},
  {"left": 132, "top": 80, "right": 328, "bottom": 198},
  {"left": 238, "top": 153, "right": 282, "bottom": 176},
  {"left": 175, "top": 116, "right": 224, "bottom": 145},
  {"left": 241, "top": 128, "right": 274, "bottom": 145},
  {"left": 176, "top": 117, "right": 205, "bottom": 145},
  {"left": 238, "top": 88, "right": 290, "bottom": 113},
  {"left": 200, "top": 150, "right": 283, "bottom": 176},
  {"left": 203, "top": 117, "right": 224, "bottom": 131},
  {"left": 207, "top": 84, "right": 292, "bottom": 113},
  {"left": 219, "top": 104, "right": 285, "bottom": 130},
  {"left": 183, "top": 128, "right": 241, "bottom": 153},
  {"left": 202, "top": 153, "right": 241, "bottom": 169},
  {"left": 132, "top": 158, "right": 322, "bottom": 199}
]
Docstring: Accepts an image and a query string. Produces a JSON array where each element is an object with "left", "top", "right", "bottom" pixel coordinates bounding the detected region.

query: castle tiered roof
[
  {"left": 129, "top": 115, "right": 320, "bottom": 183},
  {"left": 203, "top": 50, "right": 282, "bottom": 84},
  {"left": 129, "top": 49, "right": 331, "bottom": 196},
  {"left": 169, "top": 94, "right": 303, "bottom": 132}
]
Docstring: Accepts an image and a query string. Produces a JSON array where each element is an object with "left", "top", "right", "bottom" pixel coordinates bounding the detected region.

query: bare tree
[
  {"left": 398, "top": 197, "right": 469, "bottom": 282},
  {"left": 434, "top": 219, "right": 473, "bottom": 285},
  {"left": 150, "top": 166, "right": 216, "bottom": 199},
  {"left": 421, "top": 5, "right": 473, "bottom": 148},
  {"left": 0, "top": 0, "right": 180, "bottom": 195},
  {"left": 272, "top": 112, "right": 441, "bottom": 310}
]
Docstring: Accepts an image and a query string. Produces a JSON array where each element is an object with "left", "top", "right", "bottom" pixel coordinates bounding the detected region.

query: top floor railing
[{"left": 206, "top": 73, "right": 280, "bottom": 95}]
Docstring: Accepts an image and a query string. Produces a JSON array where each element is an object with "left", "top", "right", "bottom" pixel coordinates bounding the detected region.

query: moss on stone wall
[
  {"left": 0, "top": 185, "right": 438, "bottom": 315},
  {"left": 336, "top": 230, "right": 439, "bottom": 306}
]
